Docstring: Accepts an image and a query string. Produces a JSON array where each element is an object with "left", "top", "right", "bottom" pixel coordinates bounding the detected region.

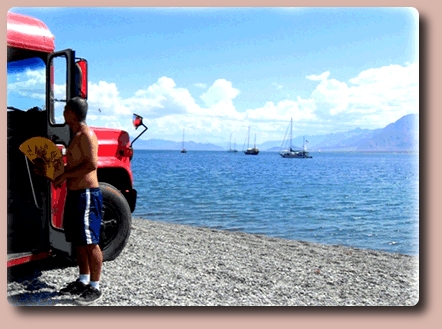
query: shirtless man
[{"left": 53, "top": 97, "right": 103, "bottom": 306}]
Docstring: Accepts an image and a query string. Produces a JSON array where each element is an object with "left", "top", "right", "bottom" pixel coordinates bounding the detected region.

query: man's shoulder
[
  {"left": 80, "top": 127, "right": 98, "bottom": 145},
  {"left": 78, "top": 127, "right": 95, "bottom": 139}
]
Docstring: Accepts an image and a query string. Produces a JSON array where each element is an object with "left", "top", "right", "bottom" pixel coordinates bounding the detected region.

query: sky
[{"left": 7, "top": 7, "right": 419, "bottom": 146}]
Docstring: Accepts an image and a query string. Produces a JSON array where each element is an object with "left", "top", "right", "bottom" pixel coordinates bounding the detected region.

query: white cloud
[
  {"left": 88, "top": 80, "right": 131, "bottom": 115},
  {"left": 24, "top": 69, "right": 46, "bottom": 84},
  {"left": 127, "top": 76, "right": 199, "bottom": 117},
  {"left": 306, "top": 71, "right": 330, "bottom": 81},
  {"left": 194, "top": 83, "right": 207, "bottom": 88},
  {"left": 87, "top": 114, "right": 119, "bottom": 122},
  {"left": 7, "top": 68, "right": 45, "bottom": 99},
  {"left": 8, "top": 61, "right": 418, "bottom": 143},
  {"left": 306, "top": 62, "right": 418, "bottom": 128},
  {"left": 54, "top": 84, "right": 66, "bottom": 99},
  {"left": 246, "top": 99, "right": 316, "bottom": 122},
  {"left": 272, "top": 82, "right": 283, "bottom": 89},
  {"left": 200, "top": 79, "right": 240, "bottom": 107},
  {"left": 105, "top": 121, "right": 125, "bottom": 130},
  {"left": 348, "top": 63, "right": 418, "bottom": 124},
  {"left": 311, "top": 76, "right": 350, "bottom": 115}
]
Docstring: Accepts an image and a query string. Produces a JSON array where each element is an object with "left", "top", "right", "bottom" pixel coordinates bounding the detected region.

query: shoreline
[
  {"left": 132, "top": 149, "right": 418, "bottom": 154},
  {"left": 7, "top": 217, "right": 419, "bottom": 306},
  {"left": 132, "top": 216, "right": 418, "bottom": 257}
]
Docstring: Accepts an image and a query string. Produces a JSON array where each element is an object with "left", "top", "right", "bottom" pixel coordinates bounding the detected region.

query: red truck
[{"left": 7, "top": 12, "right": 147, "bottom": 268}]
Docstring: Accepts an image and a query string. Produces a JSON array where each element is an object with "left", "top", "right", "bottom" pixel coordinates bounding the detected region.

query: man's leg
[
  {"left": 75, "top": 188, "right": 103, "bottom": 305},
  {"left": 77, "top": 245, "right": 90, "bottom": 283},
  {"left": 59, "top": 245, "right": 90, "bottom": 295},
  {"left": 86, "top": 244, "right": 102, "bottom": 283},
  {"left": 75, "top": 244, "right": 103, "bottom": 305},
  {"left": 84, "top": 188, "right": 103, "bottom": 287}
]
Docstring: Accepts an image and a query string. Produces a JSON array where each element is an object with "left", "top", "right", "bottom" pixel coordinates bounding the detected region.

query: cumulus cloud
[
  {"left": 345, "top": 63, "right": 419, "bottom": 125},
  {"left": 310, "top": 76, "right": 350, "bottom": 115},
  {"left": 88, "top": 80, "right": 132, "bottom": 115},
  {"left": 306, "top": 62, "right": 418, "bottom": 127},
  {"left": 306, "top": 71, "right": 330, "bottom": 81},
  {"left": 7, "top": 60, "right": 418, "bottom": 143},
  {"left": 127, "top": 76, "right": 199, "bottom": 117},
  {"left": 200, "top": 79, "right": 240, "bottom": 107},
  {"left": 7, "top": 68, "right": 45, "bottom": 98},
  {"left": 246, "top": 99, "right": 316, "bottom": 122},
  {"left": 348, "top": 63, "right": 418, "bottom": 114}
]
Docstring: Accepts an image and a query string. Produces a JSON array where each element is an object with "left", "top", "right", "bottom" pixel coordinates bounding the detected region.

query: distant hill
[
  {"left": 130, "top": 138, "right": 224, "bottom": 151},
  {"left": 130, "top": 113, "right": 419, "bottom": 152},
  {"left": 355, "top": 114, "right": 418, "bottom": 152},
  {"left": 256, "top": 127, "right": 383, "bottom": 151},
  {"left": 264, "top": 114, "right": 418, "bottom": 152}
]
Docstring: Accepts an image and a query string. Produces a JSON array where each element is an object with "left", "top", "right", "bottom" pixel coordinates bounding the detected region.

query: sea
[{"left": 131, "top": 150, "right": 419, "bottom": 256}]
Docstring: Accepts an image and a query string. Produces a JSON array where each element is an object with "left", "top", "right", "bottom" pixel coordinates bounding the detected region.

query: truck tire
[{"left": 99, "top": 182, "right": 132, "bottom": 262}]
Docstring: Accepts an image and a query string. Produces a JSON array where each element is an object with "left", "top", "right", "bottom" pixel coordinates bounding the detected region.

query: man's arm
[
  {"left": 62, "top": 133, "right": 98, "bottom": 179},
  {"left": 54, "top": 134, "right": 98, "bottom": 186}
]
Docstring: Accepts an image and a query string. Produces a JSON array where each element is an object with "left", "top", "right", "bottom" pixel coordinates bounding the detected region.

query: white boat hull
[{"left": 279, "top": 151, "right": 312, "bottom": 158}]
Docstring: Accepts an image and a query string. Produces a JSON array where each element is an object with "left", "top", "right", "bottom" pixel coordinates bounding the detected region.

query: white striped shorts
[{"left": 63, "top": 188, "right": 103, "bottom": 246}]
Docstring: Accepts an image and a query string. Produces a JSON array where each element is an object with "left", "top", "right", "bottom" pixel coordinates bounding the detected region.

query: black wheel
[{"left": 99, "top": 182, "right": 132, "bottom": 262}]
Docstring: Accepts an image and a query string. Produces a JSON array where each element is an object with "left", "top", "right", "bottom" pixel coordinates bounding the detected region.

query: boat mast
[
  {"left": 248, "top": 126, "right": 250, "bottom": 148},
  {"left": 182, "top": 128, "right": 185, "bottom": 149},
  {"left": 230, "top": 133, "right": 232, "bottom": 150},
  {"left": 290, "top": 118, "right": 293, "bottom": 151},
  {"left": 254, "top": 134, "right": 256, "bottom": 149}
]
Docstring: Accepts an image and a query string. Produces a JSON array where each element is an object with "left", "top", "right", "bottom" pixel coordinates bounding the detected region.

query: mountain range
[{"left": 130, "top": 113, "right": 419, "bottom": 152}]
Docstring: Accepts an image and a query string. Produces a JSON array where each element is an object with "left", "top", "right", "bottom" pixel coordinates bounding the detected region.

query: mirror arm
[{"left": 130, "top": 123, "right": 148, "bottom": 147}]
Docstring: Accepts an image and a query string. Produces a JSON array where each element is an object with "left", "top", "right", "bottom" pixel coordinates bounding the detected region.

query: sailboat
[
  {"left": 227, "top": 133, "right": 238, "bottom": 153},
  {"left": 243, "top": 126, "right": 259, "bottom": 155},
  {"left": 181, "top": 128, "right": 187, "bottom": 153},
  {"left": 279, "top": 118, "right": 312, "bottom": 158}
]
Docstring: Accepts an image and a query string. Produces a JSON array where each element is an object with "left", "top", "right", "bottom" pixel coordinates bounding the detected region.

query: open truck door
[{"left": 46, "top": 49, "right": 88, "bottom": 257}]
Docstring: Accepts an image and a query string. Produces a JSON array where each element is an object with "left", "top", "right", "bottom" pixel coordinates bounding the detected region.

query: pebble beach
[{"left": 7, "top": 217, "right": 419, "bottom": 306}]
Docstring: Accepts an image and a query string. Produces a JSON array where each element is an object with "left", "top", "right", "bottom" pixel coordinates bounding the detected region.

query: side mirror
[
  {"left": 130, "top": 113, "right": 148, "bottom": 147},
  {"left": 75, "top": 58, "right": 88, "bottom": 99},
  {"left": 133, "top": 113, "right": 143, "bottom": 129}
]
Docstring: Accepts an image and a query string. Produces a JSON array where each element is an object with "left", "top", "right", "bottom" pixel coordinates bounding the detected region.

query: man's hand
[{"left": 53, "top": 173, "right": 66, "bottom": 187}]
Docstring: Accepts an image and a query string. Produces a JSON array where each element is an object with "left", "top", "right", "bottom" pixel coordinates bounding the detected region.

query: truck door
[{"left": 46, "top": 49, "right": 87, "bottom": 256}]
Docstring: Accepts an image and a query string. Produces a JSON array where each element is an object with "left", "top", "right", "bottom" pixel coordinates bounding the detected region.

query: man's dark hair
[{"left": 66, "top": 97, "right": 88, "bottom": 122}]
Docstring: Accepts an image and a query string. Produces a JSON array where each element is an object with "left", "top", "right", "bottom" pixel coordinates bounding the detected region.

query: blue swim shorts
[{"left": 63, "top": 188, "right": 103, "bottom": 246}]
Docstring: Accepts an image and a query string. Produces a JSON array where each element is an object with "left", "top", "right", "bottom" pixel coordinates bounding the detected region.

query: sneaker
[
  {"left": 75, "top": 285, "right": 102, "bottom": 306},
  {"left": 59, "top": 279, "right": 88, "bottom": 296}
]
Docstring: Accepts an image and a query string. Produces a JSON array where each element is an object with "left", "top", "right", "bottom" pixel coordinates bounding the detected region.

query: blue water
[{"left": 131, "top": 150, "right": 419, "bottom": 256}]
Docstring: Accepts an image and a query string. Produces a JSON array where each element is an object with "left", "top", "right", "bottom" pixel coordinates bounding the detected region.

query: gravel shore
[{"left": 7, "top": 217, "right": 419, "bottom": 306}]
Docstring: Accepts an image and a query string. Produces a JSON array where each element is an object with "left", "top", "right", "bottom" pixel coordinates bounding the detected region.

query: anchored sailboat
[
  {"left": 181, "top": 128, "right": 187, "bottom": 153},
  {"left": 227, "top": 133, "right": 238, "bottom": 153},
  {"left": 279, "top": 118, "right": 312, "bottom": 158},
  {"left": 243, "top": 126, "right": 259, "bottom": 155}
]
